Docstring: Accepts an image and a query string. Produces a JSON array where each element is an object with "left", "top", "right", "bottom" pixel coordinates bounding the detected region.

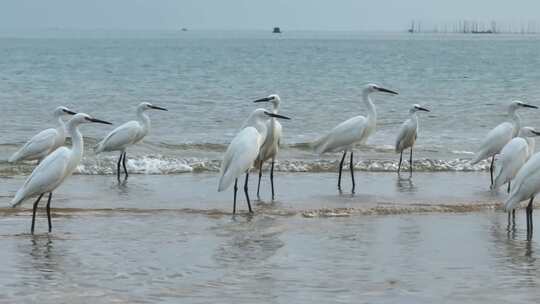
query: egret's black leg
[
  {"left": 233, "top": 179, "right": 238, "bottom": 214},
  {"left": 507, "top": 181, "right": 511, "bottom": 194},
  {"left": 117, "top": 152, "right": 123, "bottom": 180},
  {"left": 122, "top": 152, "right": 129, "bottom": 179},
  {"left": 409, "top": 147, "right": 413, "bottom": 175},
  {"left": 31, "top": 194, "right": 44, "bottom": 235},
  {"left": 490, "top": 155, "right": 495, "bottom": 186},
  {"left": 338, "top": 151, "right": 347, "bottom": 190},
  {"left": 527, "top": 196, "right": 534, "bottom": 232},
  {"left": 513, "top": 209, "right": 516, "bottom": 222},
  {"left": 46, "top": 193, "right": 53, "bottom": 233},
  {"left": 397, "top": 151, "right": 403, "bottom": 174},
  {"left": 244, "top": 172, "right": 253, "bottom": 213},
  {"left": 350, "top": 151, "right": 356, "bottom": 193},
  {"left": 257, "top": 162, "right": 263, "bottom": 199},
  {"left": 270, "top": 160, "right": 275, "bottom": 201}
]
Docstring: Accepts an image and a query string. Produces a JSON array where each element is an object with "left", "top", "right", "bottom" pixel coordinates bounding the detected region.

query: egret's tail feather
[
  {"left": 94, "top": 141, "right": 105, "bottom": 154},
  {"left": 313, "top": 135, "right": 329, "bottom": 155},
  {"left": 217, "top": 171, "right": 235, "bottom": 192},
  {"left": 470, "top": 151, "right": 488, "bottom": 165},
  {"left": 504, "top": 185, "right": 524, "bottom": 212},
  {"left": 10, "top": 189, "right": 26, "bottom": 208},
  {"left": 8, "top": 149, "right": 24, "bottom": 163}
]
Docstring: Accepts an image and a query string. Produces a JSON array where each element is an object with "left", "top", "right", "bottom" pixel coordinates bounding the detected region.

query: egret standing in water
[
  {"left": 493, "top": 127, "right": 540, "bottom": 193},
  {"left": 11, "top": 113, "right": 112, "bottom": 234},
  {"left": 218, "top": 108, "right": 290, "bottom": 214},
  {"left": 313, "top": 83, "right": 398, "bottom": 193},
  {"left": 9, "top": 106, "right": 77, "bottom": 163},
  {"left": 504, "top": 151, "right": 540, "bottom": 233},
  {"left": 252, "top": 94, "right": 283, "bottom": 200},
  {"left": 471, "top": 100, "right": 537, "bottom": 186},
  {"left": 395, "top": 104, "right": 430, "bottom": 175},
  {"left": 95, "top": 102, "right": 167, "bottom": 180}
]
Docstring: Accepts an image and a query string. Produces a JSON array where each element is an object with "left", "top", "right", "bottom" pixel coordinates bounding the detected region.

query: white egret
[
  {"left": 9, "top": 106, "right": 77, "bottom": 163},
  {"left": 493, "top": 127, "right": 540, "bottom": 193},
  {"left": 252, "top": 94, "right": 283, "bottom": 200},
  {"left": 313, "top": 83, "right": 398, "bottom": 192},
  {"left": 11, "top": 113, "right": 112, "bottom": 234},
  {"left": 95, "top": 102, "right": 167, "bottom": 180},
  {"left": 504, "top": 151, "right": 540, "bottom": 233},
  {"left": 218, "top": 108, "right": 290, "bottom": 214},
  {"left": 471, "top": 100, "right": 537, "bottom": 186},
  {"left": 395, "top": 104, "right": 430, "bottom": 175}
]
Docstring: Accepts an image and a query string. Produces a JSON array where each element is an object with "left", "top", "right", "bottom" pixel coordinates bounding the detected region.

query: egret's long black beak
[
  {"left": 63, "top": 109, "right": 77, "bottom": 115},
  {"left": 532, "top": 130, "right": 540, "bottom": 136},
  {"left": 265, "top": 112, "right": 290, "bottom": 120},
  {"left": 521, "top": 103, "right": 538, "bottom": 109},
  {"left": 86, "top": 117, "right": 113, "bottom": 125},
  {"left": 253, "top": 97, "right": 273, "bottom": 103},
  {"left": 149, "top": 105, "right": 168, "bottom": 111},
  {"left": 417, "top": 107, "right": 430, "bottom": 112},
  {"left": 377, "top": 87, "right": 399, "bottom": 95}
]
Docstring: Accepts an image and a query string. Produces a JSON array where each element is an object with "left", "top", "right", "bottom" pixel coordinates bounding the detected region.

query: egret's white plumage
[
  {"left": 9, "top": 106, "right": 76, "bottom": 163},
  {"left": 395, "top": 104, "right": 430, "bottom": 174},
  {"left": 253, "top": 94, "right": 283, "bottom": 200},
  {"left": 493, "top": 127, "right": 540, "bottom": 190},
  {"left": 504, "top": 150, "right": 540, "bottom": 232},
  {"left": 471, "top": 100, "right": 537, "bottom": 165},
  {"left": 313, "top": 83, "right": 398, "bottom": 191},
  {"left": 505, "top": 152, "right": 540, "bottom": 212},
  {"left": 218, "top": 126, "right": 263, "bottom": 192},
  {"left": 95, "top": 102, "right": 167, "bottom": 179},
  {"left": 218, "top": 108, "right": 290, "bottom": 213},
  {"left": 11, "top": 113, "right": 112, "bottom": 233}
]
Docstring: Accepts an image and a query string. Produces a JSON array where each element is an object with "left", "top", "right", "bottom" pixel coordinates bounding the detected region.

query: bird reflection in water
[{"left": 396, "top": 174, "right": 417, "bottom": 193}]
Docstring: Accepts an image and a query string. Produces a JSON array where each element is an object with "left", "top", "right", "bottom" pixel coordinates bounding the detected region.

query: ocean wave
[{"left": 0, "top": 155, "right": 493, "bottom": 176}]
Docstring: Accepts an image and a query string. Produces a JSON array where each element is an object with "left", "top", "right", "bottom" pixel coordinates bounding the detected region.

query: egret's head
[
  {"left": 365, "top": 83, "right": 399, "bottom": 95},
  {"left": 411, "top": 104, "right": 430, "bottom": 113},
  {"left": 138, "top": 102, "right": 168, "bottom": 112},
  {"left": 54, "top": 106, "right": 77, "bottom": 117},
  {"left": 253, "top": 94, "right": 281, "bottom": 108},
  {"left": 69, "top": 113, "right": 112, "bottom": 126},
  {"left": 509, "top": 100, "right": 538, "bottom": 111},
  {"left": 519, "top": 126, "right": 540, "bottom": 137}
]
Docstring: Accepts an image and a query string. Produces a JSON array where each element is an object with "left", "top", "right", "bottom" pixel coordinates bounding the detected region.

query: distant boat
[
  {"left": 471, "top": 30, "right": 493, "bottom": 34},
  {"left": 181, "top": 28, "right": 188, "bottom": 32},
  {"left": 272, "top": 27, "right": 282, "bottom": 34}
]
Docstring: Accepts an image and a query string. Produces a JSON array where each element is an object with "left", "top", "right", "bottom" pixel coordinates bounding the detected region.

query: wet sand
[
  {"left": 0, "top": 172, "right": 538, "bottom": 303},
  {"left": 1, "top": 172, "right": 508, "bottom": 213}
]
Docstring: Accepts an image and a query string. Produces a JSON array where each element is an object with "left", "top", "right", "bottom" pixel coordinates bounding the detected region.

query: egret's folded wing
[
  {"left": 10, "top": 128, "right": 58, "bottom": 161},
  {"left": 95, "top": 121, "right": 140, "bottom": 152},
  {"left": 472, "top": 122, "right": 513, "bottom": 164},
  {"left": 314, "top": 116, "right": 367, "bottom": 154},
  {"left": 218, "top": 127, "right": 260, "bottom": 191},
  {"left": 11, "top": 147, "right": 70, "bottom": 206},
  {"left": 395, "top": 119, "right": 415, "bottom": 152}
]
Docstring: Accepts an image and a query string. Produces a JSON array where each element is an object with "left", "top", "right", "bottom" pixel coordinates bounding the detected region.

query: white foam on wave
[{"left": 2, "top": 154, "right": 493, "bottom": 176}]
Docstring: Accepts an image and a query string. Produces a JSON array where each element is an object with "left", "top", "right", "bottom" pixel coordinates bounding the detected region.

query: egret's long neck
[
  {"left": 67, "top": 121, "right": 84, "bottom": 160},
  {"left": 410, "top": 111, "right": 419, "bottom": 125},
  {"left": 137, "top": 109, "right": 151, "bottom": 134},
  {"left": 363, "top": 91, "right": 376, "bottom": 127},
  {"left": 527, "top": 137, "right": 535, "bottom": 156},
  {"left": 510, "top": 109, "right": 521, "bottom": 137},
  {"left": 272, "top": 102, "right": 279, "bottom": 114},
  {"left": 56, "top": 116, "right": 66, "bottom": 138}
]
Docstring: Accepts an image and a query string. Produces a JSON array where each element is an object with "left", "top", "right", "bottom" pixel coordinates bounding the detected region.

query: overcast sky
[{"left": 0, "top": 0, "right": 539, "bottom": 31}]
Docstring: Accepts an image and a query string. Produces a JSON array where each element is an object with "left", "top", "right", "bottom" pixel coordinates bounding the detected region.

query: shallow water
[
  {"left": 0, "top": 206, "right": 539, "bottom": 303},
  {"left": 0, "top": 172, "right": 537, "bottom": 303}
]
